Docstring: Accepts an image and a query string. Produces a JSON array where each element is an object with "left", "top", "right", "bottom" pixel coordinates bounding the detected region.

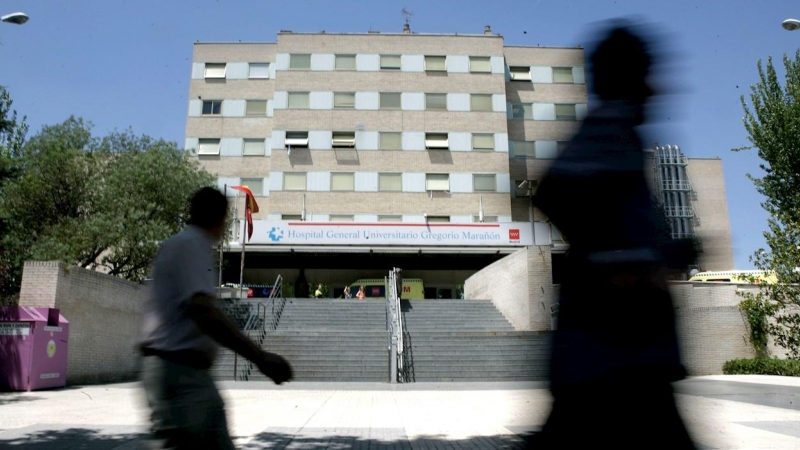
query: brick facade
[{"left": 18, "top": 261, "right": 146, "bottom": 385}]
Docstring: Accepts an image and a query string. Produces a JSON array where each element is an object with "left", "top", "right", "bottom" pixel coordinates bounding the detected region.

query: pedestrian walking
[
  {"left": 529, "top": 22, "right": 699, "bottom": 449},
  {"left": 138, "top": 187, "right": 292, "bottom": 449}
]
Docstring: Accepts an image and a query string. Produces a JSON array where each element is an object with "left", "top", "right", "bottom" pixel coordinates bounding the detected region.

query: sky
[{"left": 2, "top": 0, "right": 798, "bottom": 269}]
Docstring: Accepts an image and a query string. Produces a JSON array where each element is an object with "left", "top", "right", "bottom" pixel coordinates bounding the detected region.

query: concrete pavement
[{"left": 1, "top": 376, "right": 799, "bottom": 449}]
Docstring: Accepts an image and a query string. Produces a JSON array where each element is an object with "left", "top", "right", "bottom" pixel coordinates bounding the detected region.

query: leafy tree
[
  {"left": 0, "top": 117, "right": 214, "bottom": 300},
  {"left": 735, "top": 51, "right": 800, "bottom": 358},
  {"left": 0, "top": 87, "right": 29, "bottom": 302}
]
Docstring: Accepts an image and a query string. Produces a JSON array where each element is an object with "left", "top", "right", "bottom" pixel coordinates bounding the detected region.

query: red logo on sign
[{"left": 509, "top": 229, "right": 520, "bottom": 241}]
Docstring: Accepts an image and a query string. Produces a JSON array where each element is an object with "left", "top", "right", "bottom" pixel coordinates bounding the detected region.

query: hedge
[{"left": 722, "top": 358, "right": 800, "bottom": 376}]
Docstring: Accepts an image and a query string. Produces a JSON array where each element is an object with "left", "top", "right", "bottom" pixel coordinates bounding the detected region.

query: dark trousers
[{"left": 530, "top": 378, "right": 697, "bottom": 449}]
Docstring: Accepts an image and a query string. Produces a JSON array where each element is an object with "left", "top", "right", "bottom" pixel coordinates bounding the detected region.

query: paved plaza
[{"left": 1, "top": 375, "right": 800, "bottom": 449}]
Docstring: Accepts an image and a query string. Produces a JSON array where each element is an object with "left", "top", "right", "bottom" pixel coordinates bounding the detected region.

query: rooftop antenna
[
  {"left": 402, "top": 8, "right": 414, "bottom": 25},
  {"left": 402, "top": 8, "right": 414, "bottom": 33}
]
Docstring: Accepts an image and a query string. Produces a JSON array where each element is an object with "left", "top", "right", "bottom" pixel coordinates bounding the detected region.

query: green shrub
[{"left": 723, "top": 358, "right": 800, "bottom": 376}]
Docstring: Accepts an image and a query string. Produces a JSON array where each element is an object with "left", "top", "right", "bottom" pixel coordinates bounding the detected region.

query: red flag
[{"left": 230, "top": 185, "right": 259, "bottom": 241}]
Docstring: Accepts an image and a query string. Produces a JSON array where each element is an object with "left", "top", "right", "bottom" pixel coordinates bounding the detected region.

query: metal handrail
[
  {"left": 235, "top": 275, "right": 285, "bottom": 381},
  {"left": 386, "top": 268, "right": 405, "bottom": 383}
]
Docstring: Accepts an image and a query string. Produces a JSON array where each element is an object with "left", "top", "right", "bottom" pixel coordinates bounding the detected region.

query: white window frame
[
  {"left": 202, "top": 100, "right": 222, "bottom": 115},
  {"left": 425, "top": 55, "right": 447, "bottom": 72},
  {"left": 380, "top": 55, "right": 401, "bottom": 70},
  {"left": 245, "top": 100, "right": 268, "bottom": 116},
  {"left": 204, "top": 63, "right": 226, "bottom": 79},
  {"left": 380, "top": 92, "right": 402, "bottom": 109},
  {"left": 332, "top": 132, "right": 356, "bottom": 148},
  {"left": 378, "top": 173, "right": 402, "bottom": 192},
  {"left": 248, "top": 63, "right": 270, "bottom": 79},
  {"left": 473, "top": 174, "right": 497, "bottom": 192},
  {"left": 426, "top": 93, "right": 447, "bottom": 111},
  {"left": 285, "top": 131, "right": 309, "bottom": 148},
  {"left": 379, "top": 132, "right": 402, "bottom": 150},
  {"left": 283, "top": 172, "right": 307, "bottom": 191},
  {"left": 469, "top": 56, "right": 491, "bottom": 73},
  {"left": 470, "top": 94, "right": 493, "bottom": 112},
  {"left": 329, "top": 214, "right": 355, "bottom": 222},
  {"left": 243, "top": 139, "right": 266, "bottom": 156},
  {"left": 473, "top": 215, "right": 498, "bottom": 223},
  {"left": 289, "top": 54, "right": 311, "bottom": 70},
  {"left": 552, "top": 67, "right": 574, "bottom": 83},
  {"left": 197, "top": 138, "right": 221, "bottom": 155},
  {"left": 331, "top": 172, "right": 355, "bottom": 191},
  {"left": 335, "top": 54, "right": 356, "bottom": 70},
  {"left": 425, "top": 133, "right": 449, "bottom": 150},
  {"left": 240, "top": 178, "right": 264, "bottom": 196},
  {"left": 334, "top": 92, "right": 356, "bottom": 109},
  {"left": 288, "top": 92, "right": 310, "bottom": 109},
  {"left": 426, "top": 173, "right": 450, "bottom": 192},
  {"left": 472, "top": 134, "right": 494, "bottom": 151},
  {"left": 509, "top": 66, "right": 531, "bottom": 81}
]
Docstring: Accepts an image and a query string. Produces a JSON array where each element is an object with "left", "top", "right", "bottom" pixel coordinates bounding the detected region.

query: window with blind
[
  {"left": 334, "top": 92, "right": 355, "bottom": 109},
  {"left": 378, "top": 215, "right": 402, "bottom": 222},
  {"left": 426, "top": 174, "right": 449, "bottom": 191},
  {"left": 288, "top": 92, "right": 309, "bottom": 109},
  {"left": 471, "top": 94, "right": 493, "bottom": 112},
  {"left": 469, "top": 57, "right": 491, "bottom": 73},
  {"left": 283, "top": 173, "right": 307, "bottom": 191},
  {"left": 509, "top": 66, "right": 531, "bottom": 81},
  {"left": 380, "top": 132, "right": 402, "bottom": 150},
  {"left": 289, "top": 54, "right": 311, "bottom": 70},
  {"left": 285, "top": 132, "right": 309, "bottom": 148},
  {"left": 425, "top": 55, "right": 446, "bottom": 72},
  {"left": 204, "top": 63, "right": 226, "bottom": 79},
  {"left": 426, "top": 93, "right": 447, "bottom": 110},
  {"left": 473, "top": 174, "right": 496, "bottom": 192},
  {"left": 379, "top": 173, "right": 402, "bottom": 191},
  {"left": 197, "top": 139, "right": 220, "bottom": 155},
  {"left": 511, "top": 103, "right": 533, "bottom": 120},
  {"left": 248, "top": 63, "right": 269, "bottom": 79},
  {"left": 512, "top": 141, "right": 536, "bottom": 157},
  {"left": 331, "top": 173, "right": 355, "bottom": 191},
  {"left": 553, "top": 67, "right": 574, "bottom": 83},
  {"left": 246, "top": 100, "right": 267, "bottom": 116},
  {"left": 380, "top": 92, "right": 401, "bottom": 109},
  {"left": 240, "top": 178, "right": 263, "bottom": 196},
  {"left": 425, "top": 133, "right": 449, "bottom": 150},
  {"left": 329, "top": 215, "right": 354, "bottom": 222},
  {"left": 242, "top": 139, "right": 265, "bottom": 156},
  {"left": 380, "top": 55, "right": 401, "bottom": 70},
  {"left": 335, "top": 55, "right": 356, "bottom": 70},
  {"left": 472, "top": 134, "right": 494, "bottom": 150},
  {"left": 332, "top": 132, "right": 355, "bottom": 148},
  {"left": 555, "top": 104, "right": 577, "bottom": 120},
  {"left": 473, "top": 215, "right": 498, "bottom": 223}
]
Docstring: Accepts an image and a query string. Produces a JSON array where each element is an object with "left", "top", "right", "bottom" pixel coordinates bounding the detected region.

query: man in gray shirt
[{"left": 139, "top": 187, "right": 292, "bottom": 449}]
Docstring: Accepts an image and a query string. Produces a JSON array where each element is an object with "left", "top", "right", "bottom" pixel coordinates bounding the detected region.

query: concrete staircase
[
  {"left": 210, "top": 298, "right": 550, "bottom": 382},
  {"left": 400, "top": 300, "right": 550, "bottom": 382}
]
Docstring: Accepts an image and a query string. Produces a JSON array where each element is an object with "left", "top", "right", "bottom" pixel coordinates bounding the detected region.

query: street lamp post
[
  {"left": 782, "top": 18, "right": 800, "bottom": 31},
  {"left": 1, "top": 12, "right": 29, "bottom": 25}
]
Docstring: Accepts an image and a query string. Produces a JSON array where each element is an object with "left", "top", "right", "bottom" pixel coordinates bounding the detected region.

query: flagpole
[
  {"left": 219, "top": 184, "right": 226, "bottom": 290},
  {"left": 239, "top": 197, "right": 246, "bottom": 300}
]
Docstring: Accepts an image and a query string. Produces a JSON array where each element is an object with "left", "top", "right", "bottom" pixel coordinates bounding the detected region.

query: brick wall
[{"left": 18, "top": 261, "right": 146, "bottom": 385}]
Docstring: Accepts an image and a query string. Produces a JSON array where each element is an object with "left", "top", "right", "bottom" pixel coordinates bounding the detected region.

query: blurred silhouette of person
[
  {"left": 315, "top": 284, "right": 324, "bottom": 299},
  {"left": 139, "top": 187, "right": 292, "bottom": 449},
  {"left": 529, "top": 22, "right": 698, "bottom": 448},
  {"left": 356, "top": 285, "right": 366, "bottom": 300},
  {"left": 343, "top": 285, "right": 352, "bottom": 299}
]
